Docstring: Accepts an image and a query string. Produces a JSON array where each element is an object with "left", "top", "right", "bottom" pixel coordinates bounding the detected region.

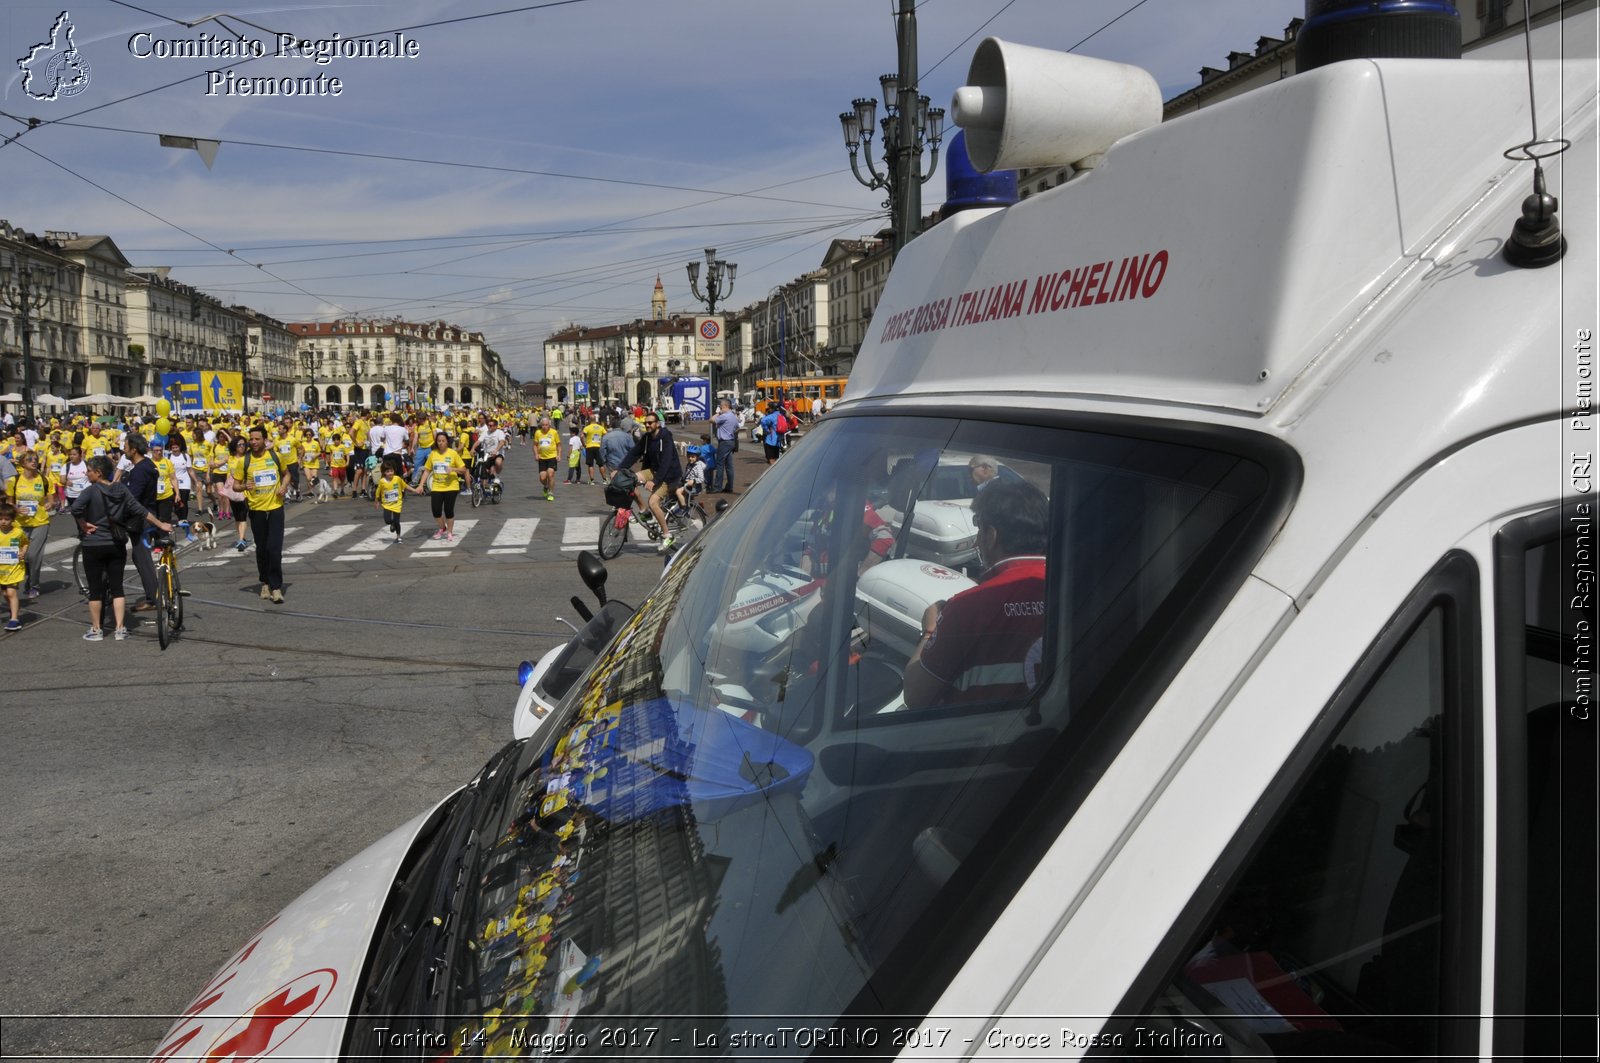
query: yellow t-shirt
[
  {"left": 534, "top": 429, "right": 559, "bottom": 460},
  {"left": 416, "top": 422, "right": 435, "bottom": 448},
  {"left": 6, "top": 473, "right": 53, "bottom": 528},
  {"left": 273, "top": 435, "right": 298, "bottom": 465},
  {"left": 0, "top": 526, "right": 28, "bottom": 585},
  {"left": 152, "top": 456, "right": 176, "bottom": 501},
  {"left": 582, "top": 422, "right": 605, "bottom": 449},
  {"left": 300, "top": 438, "right": 323, "bottom": 470},
  {"left": 191, "top": 444, "right": 210, "bottom": 474},
  {"left": 45, "top": 447, "right": 68, "bottom": 482},
  {"left": 231, "top": 451, "right": 285, "bottom": 512},
  {"left": 378, "top": 474, "right": 407, "bottom": 513},
  {"left": 211, "top": 442, "right": 233, "bottom": 471},
  {"left": 328, "top": 442, "right": 349, "bottom": 469},
  {"left": 424, "top": 448, "right": 465, "bottom": 493},
  {"left": 86, "top": 435, "right": 109, "bottom": 458}
]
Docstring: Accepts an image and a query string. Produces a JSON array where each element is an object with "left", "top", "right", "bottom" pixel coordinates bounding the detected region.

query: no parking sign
[{"left": 694, "top": 315, "right": 725, "bottom": 363}]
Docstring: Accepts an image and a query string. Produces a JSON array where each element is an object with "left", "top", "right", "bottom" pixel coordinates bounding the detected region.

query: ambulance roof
[{"left": 848, "top": 27, "right": 1597, "bottom": 425}]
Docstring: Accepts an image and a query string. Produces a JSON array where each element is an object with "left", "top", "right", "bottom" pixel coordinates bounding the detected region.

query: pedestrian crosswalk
[{"left": 34, "top": 513, "right": 660, "bottom": 574}]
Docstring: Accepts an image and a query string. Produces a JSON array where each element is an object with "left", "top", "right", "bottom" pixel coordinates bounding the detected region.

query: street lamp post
[
  {"left": 686, "top": 247, "right": 736, "bottom": 400},
  {"left": 0, "top": 259, "right": 53, "bottom": 425},
  {"left": 232, "top": 331, "right": 249, "bottom": 417},
  {"left": 626, "top": 321, "right": 652, "bottom": 409},
  {"left": 300, "top": 349, "right": 315, "bottom": 411},
  {"left": 840, "top": 0, "right": 945, "bottom": 260}
]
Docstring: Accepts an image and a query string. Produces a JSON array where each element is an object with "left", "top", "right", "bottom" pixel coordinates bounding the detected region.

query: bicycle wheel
[
  {"left": 597, "top": 508, "right": 628, "bottom": 560},
  {"left": 471, "top": 481, "right": 484, "bottom": 508},
  {"left": 155, "top": 571, "right": 172, "bottom": 650},
  {"left": 168, "top": 563, "right": 185, "bottom": 632},
  {"left": 669, "top": 503, "right": 707, "bottom": 537},
  {"left": 72, "top": 543, "right": 90, "bottom": 599}
]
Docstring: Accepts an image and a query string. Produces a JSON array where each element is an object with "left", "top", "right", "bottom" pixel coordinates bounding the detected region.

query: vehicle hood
[{"left": 151, "top": 799, "right": 452, "bottom": 1062}]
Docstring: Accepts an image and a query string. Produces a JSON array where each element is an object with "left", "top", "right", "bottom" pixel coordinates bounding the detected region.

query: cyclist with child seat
[{"left": 623, "top": 413, "right": 683, "bottom": 553}]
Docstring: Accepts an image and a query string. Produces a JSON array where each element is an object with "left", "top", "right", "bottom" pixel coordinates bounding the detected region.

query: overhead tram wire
[
  {"left": 919, "top": 0, "right": 1154, "bottom": 82},
  {"left": 7, "top": 140, "right": 357, "bottom": 317},
  {"left": 123, "top": 213, "right": 875, "bottom": 257},
  {"left": 153, "top": 213, "right": 881, "bottom": 313},
  {"left": 42, "top": 119, "right": 867, "bottom": 212}
]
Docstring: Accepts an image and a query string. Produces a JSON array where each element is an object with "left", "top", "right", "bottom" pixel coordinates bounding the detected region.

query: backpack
[{"left": 774, "top": 412, "right": 791, "bottom": 434}]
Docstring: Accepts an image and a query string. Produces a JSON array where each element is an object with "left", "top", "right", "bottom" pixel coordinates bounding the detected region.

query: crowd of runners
[{"left": 0, "top": 398, "right": 758, "bottom": 636}]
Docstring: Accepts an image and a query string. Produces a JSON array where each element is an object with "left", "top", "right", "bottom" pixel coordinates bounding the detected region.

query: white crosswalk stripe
[
  {"left": 412, "top": 518, "right": 478, "bottom": 555},
  {"left": 173, "top": 524, "right": 307, "bottom": 568},
  {"left": 489, "top": 518, "right": 539, "bottom": 555},
  {"left": 32, "top": 508, "right": 671, "bottom": 571},
  {"left": 560, "top": 515, "right": 600, "bottom": 552},
  {"left": 334, "top": 528, "right": 409, "bottom": 562},
  {"left": 283, "top": 524, "right": 364, "bottom": 564}
]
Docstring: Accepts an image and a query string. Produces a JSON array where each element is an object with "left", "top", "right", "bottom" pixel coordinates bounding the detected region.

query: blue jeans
[{"left": 714, "top": 438, "right": 735, "bottom": 491}]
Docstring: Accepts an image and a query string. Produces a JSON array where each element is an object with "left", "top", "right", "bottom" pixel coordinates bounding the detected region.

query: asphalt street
[{"left": 0, "top": 424, "right": 774, "bottom": 1059}]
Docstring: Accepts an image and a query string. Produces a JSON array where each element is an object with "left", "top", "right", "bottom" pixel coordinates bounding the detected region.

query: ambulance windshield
[{"left": 438, "top": 412, "right": 1284, "bottom": 1054}]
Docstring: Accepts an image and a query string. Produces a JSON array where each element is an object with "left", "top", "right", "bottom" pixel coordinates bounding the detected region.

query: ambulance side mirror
[{"left": 576, "top": 550, "right": 608, "bottom": 606}]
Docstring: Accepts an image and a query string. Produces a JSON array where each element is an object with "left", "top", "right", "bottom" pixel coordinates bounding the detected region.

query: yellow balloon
[
  {"left": 155, "top": 398, "right": 172, "bottom": 417},
  {"left": 155, "top": 417, "right": 172, "bottom": 435}
]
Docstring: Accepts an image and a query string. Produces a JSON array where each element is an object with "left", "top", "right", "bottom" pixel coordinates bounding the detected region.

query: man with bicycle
[
  {"left": 624, "top": 413, "right": 684, "bottom": 553},
  {"left": 475, "top": 417, "right": 508, "bottom": 481}
]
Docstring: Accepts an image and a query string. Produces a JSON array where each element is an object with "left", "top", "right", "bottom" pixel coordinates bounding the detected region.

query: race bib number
[
  {"left": 383, "top": 487, "right": 401, "bottom": 505},
  {"left": 253, "top": 469, "right": 278, "bottom": 488},
  {"left": 17, "top": 500, "right": 37, "bottom": 517},
  {"left": 0, "top": 547, "right": 18, "bottom": 565},
  {"left": 157, "top": 476, "right": 169, "bottom": 494},
  {"left": 434, "top": 460, "right": 450, "bottom": 475}
]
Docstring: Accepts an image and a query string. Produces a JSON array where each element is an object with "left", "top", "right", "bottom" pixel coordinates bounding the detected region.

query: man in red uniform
[{"left": 903, "top": 479, "right": 1048, "bottom": 709}]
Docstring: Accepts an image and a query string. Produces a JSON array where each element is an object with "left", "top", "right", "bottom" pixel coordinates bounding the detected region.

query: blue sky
[{"left": 2, "top": 0, "right": 1305, "bottom": 381}]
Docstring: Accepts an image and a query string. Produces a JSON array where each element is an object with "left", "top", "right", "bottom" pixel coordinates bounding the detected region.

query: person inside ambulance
[{"left": 902, "top": 479, "right": 1049, "bottom": 709}]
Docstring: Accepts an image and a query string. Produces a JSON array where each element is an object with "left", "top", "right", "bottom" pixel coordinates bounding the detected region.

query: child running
[
  {"left": 374, "top": 456, "right": 422, "bottom": 543},
  {"left": 0, "top": 502, "right": 29, "bottom": 630},
  {"left": 565, "top": 426, "right": 582, "bottom": 484}
]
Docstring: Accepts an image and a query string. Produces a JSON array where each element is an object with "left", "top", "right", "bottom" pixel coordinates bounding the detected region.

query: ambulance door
[{"left": 943, "top": 422, "right": 1593, "bottom": 1060}]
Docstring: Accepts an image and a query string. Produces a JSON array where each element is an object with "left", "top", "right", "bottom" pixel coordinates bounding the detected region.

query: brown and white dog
[{"left": 188, "top": 521, "right": 218, "bottom": 549}]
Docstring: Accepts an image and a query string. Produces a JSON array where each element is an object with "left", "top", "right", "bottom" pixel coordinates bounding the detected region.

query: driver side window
[{"left": 1129, "top": 557, "right": 1480, "bottom": 1059}]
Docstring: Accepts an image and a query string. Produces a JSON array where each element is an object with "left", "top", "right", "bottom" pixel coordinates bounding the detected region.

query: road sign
[
  {"left": 694, "top": 315, "right": 725, "bottom": 363},
  {"left": 574, "top": 381, "right": 589, "bottom": 397}
]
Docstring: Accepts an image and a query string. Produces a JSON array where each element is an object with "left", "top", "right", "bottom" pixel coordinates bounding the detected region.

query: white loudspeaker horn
[{"left": 952, "top": 38, "right": 1162, "bottom": 173}]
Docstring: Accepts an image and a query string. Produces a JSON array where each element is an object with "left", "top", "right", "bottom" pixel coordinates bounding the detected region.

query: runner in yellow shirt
[
  {"left": 532, "top": 417, "right": 560, "bottom": 501},
  {"left": 0, "top": 502, "right": 28, "bottom": 630},
  {"left": 150, "top": 439, "right": 178, "bottom": 523},
  {"left": 230, "top": 425, "right": 288, "bottom": 602},
  {"left": 374, "top": 454, "right": 422, "bottom": 544},
  {"left": 4, "top": 449, "right": 56, "bottom": 601},
  {"left": 300, "top": 432, "right": 324, "bottom": 495},
  {"left": 327, "top": 434, "right": 350, "bottom": 498},
  {"left": 581, "top": 416, "right": 606, "bottom": 486},
  {"left": 417, "top": 429, "right": 468, "bottom": 541}
]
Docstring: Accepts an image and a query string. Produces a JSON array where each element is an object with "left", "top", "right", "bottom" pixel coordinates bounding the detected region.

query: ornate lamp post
[
  {"left": 625, "top": 320, "right": 653, "bottom": 409},
  {"left": 686, "top": 247, "right": 735, "bottom": 399},
  {"left": 0, "top": 258, "right": 53, "bottom": 424},
  {"left": 300, "top": 349, "right": 315, "bottom": 410},
  {"left": 428, "top": 372, "right": 439, "bottom": 407},
  {"left": 840, "top": 0, "right": 945, "bottom": 260},
  {"left": 231, "top": 331, "right": 248, "bottom": 417},
  {"left": 347, "top": 350, "right": 358, "bottom": 409}
]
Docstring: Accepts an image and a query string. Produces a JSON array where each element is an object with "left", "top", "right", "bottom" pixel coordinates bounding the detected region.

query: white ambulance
[{"left": 155, "top": 6, "right": 1596, "bottom": 1061}]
